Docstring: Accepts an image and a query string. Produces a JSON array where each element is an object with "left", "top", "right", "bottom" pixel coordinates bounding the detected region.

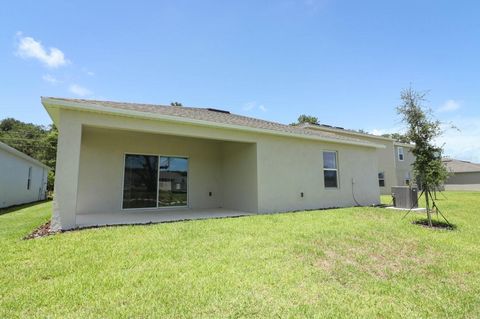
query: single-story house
[
  {"left": 0, "top": 141, "right": 50, "bottom": 208},
  {"left": 42, "top": 97, "right": 385, "bottom": 231},
  {"left": 298, "top": 123, "right": 415, "bottom": 195},
  {"left": 443, "top": 158, "right": 480, "bottom": 191}
]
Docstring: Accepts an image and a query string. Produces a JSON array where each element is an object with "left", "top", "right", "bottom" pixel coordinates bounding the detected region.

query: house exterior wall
[
  {"left": 445, "top": 172, "right": 480, "bottom": 185},
  {"left": 307, "top": 129, "right": 409, "bottom": 195},
  {"left": 221, "top": 142, "right": 258, "bottom": 212},
  {"left": 52, "top": 108, "right": 381, "bottom": 230},
  {"left": 256, "top": 135, "right": 380, "bottom": 213},
  {"left": 0, "top": 147, "right": 48, "bottom": 208},
  {"left": 334, "top": 133, "right": 396, "bottom": 195},
  {"left": 394, "top": 144, "right": 415, "bottom": 187}
]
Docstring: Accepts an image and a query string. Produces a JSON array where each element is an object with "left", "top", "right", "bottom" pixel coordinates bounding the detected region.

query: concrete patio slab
[
  {"left": 385, "top": 206, "right": 426, "bottom": 212},
  {"left": 76, "top": 208, "right": 252, "bottom": 228}
]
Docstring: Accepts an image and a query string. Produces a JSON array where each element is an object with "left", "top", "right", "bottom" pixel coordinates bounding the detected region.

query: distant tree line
[{"left": 0, "top": 118, "right": 57, "bottom": 191}]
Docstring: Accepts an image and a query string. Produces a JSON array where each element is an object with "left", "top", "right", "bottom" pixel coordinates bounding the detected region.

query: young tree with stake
[{"left": 397, "top": 87, "right": 450, "bottom": 227}]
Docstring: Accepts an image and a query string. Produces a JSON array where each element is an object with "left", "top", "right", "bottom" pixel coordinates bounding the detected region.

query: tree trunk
[{"left": 425, "top": 185, "right": 432, "bottom": 227}]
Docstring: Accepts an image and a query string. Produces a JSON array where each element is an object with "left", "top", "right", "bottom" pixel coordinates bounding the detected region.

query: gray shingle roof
[
  {"left": 42, "top": 97, "right": 383, "bottom": 148},
  {"left": 442, "top": 158, "right": 480, "bottom": 173}
]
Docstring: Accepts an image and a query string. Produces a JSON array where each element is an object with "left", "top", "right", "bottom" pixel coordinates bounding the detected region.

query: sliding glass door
[
  {"left": 158, "top": 157, "right": 188, "bottom": 207},
  {"left": 123, "top": 154, "right": 188, "bottom": 209},
  {"left": 123, "top": 155, "right": 159, "bottom": 209}
]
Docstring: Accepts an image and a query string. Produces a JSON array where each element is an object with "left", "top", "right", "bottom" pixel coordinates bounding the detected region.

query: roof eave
[{"left": 41, "top": 97, "right": 385, "bottom": 149}]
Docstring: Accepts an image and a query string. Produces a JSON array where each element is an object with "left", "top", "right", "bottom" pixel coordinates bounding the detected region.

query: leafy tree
[
  {"left": 381, "top": 132, "right": 411, "bottom": 144},
  {"left": 291, "top": 114, "right": 319, "bottom": 125},
  {"left": 170, "top": 102, "right": 183, "bottom": 106},
  {"left": 397, "top": 87, "right": 449, "bottom": 227}
]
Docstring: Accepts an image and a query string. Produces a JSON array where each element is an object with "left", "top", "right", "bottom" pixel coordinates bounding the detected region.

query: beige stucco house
[
  {"left": 299, "top": 124, "right": 415, "bottom": 195},
  {"left": 42, "top": 97, "right": 388, "bottom": 231},
  {"left": 443, "top": 158, "right": 480, "bottom": 191},
  {"left": 0, "top": 141, "right": 50, "bottom": 208}
]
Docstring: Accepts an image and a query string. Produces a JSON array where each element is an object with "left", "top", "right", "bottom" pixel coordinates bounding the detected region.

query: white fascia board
[{"left": 42, "top": 98, "right": 385, "bottom": 149}]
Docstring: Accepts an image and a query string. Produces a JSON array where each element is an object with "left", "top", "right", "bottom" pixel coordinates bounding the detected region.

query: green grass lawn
[{"left": 1, "top": 192, "right": 480, "bottom": 318}]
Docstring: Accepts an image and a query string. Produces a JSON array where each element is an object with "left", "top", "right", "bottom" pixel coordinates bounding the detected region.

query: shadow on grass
[
  {"left": 412, "top": 218, "right": 457, "bottom": 231},
  {"left": 0, "top": 199, "right": 52, "bottom": 216}
]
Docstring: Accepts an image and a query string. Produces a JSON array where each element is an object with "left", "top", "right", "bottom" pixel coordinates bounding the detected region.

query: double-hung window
[
  {"left": 122, "top": 154, "right": 188, "bottom": 209},
  {"left": 378, "top": 172, "right": 385, "bottom": 187},
  {"left": 398, "top": 147, "right": 404, "bottom": 161},
  {"left": 323, "top": 151, "right": 338, "bottom": 188}
]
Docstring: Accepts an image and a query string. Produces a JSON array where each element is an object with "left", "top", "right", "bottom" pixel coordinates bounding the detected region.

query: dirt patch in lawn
[
  {"left": 412, "top": 218, "right": 456, "bottom": 230},
  {"left": 312, "top": 237, "right": 439, "bottom": 280},
  {"left": 24, "top": 221, "right": 57, "bottom": 239}
]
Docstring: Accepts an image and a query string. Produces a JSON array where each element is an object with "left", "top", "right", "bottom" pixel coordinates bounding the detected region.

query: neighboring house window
[
  {"left": 398, "top": 147, "right": 404, "bottom": 161},
  {"left": 123, "top": 154, "right": 188, "bottom": 209},
  {"left": 405, "top": 171, "right": 411, "bottom": 186},
  {"left": 27, "top": 167, "right": 32, "bottom": 190},
  {"left": 378, "top": 172, "right": 385, "bottom": 187},
  {"left": 323, "top": 151, "right": 338, "bottom": 188}
]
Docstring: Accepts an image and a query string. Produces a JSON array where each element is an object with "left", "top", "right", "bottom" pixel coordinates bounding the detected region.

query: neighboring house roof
[
  {"left": 299, "top": 123, "right": 394, "bottom": 142},
  {"left": 41, "top": 97, "right": 385, "bottom": 149},
  {"left": 0, "top": 141, "right": 51, "bottom": 170},
  {"left": 393, "top": 142, "right": 414, "bottom": 148},
  {"left": 442, "top": 158, "right": 480, "bottom": 173},
  {"left": 299, "top": 123, "right": 415, "bottom": 147}
]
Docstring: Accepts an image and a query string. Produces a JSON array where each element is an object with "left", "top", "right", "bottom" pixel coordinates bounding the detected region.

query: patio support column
[{"left": 51, "top": 112, "right": 82, "bottom": 231}]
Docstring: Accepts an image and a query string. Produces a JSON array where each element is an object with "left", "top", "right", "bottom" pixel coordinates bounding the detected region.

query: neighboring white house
[
  {"left": 42, "top": 97, "right": 386, "bottom": 231},
  {"left": 0, "top": 141, "right": 50, "bottom": 208},
  {"left": 298, "top": 124, "right": 415, "bottom": 195}
]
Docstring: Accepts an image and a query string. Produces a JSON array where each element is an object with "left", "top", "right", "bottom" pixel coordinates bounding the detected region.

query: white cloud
[
  {"left": 42, "top": 74, "right": 60, "bottom": 85},
  {"left": 370, "top": 118, "right": 480, "bottom": 163},
  {"left": 69, "top": 84, "right": 92, "bottom": 97},
  {"left": 436, "top": 117, "right": 480, "bottom": 163},
  {"left": 82, "top": 67, "right": 95, "bottom": 76},
  {"left": 16, "top": 33, "right": 69, "bottom": 68},
  {"left": 242, "top": 101, "right": 267, "bottom": 112},
  {"left": 438, "top": 99, "right": 461, "bottom": 113}
]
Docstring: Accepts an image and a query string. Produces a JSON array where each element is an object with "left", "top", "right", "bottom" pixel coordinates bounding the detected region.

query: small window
[
  {"left": 323, "top": 151, "right": 338, "bottom": 188},
  {"left": 405, "top": 171, "right": 411, "bottom": 186},
  {"left": 378, "top": 172, "right": 385, "bottom": 187},
  {"left": 398, "top": 147, "right": 404, "bottom": 161},
  {"left": 27, "top": 167, "right": 32, "bottom": 190}
]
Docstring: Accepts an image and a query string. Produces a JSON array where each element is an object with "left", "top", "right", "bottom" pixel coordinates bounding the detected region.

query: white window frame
[
  {"left": 121, "top": 152, "right": 189, "bottom": 211},
  {"left": 397, "top": 147, "right": 404, "bottom": 161},
  {"left": 323, "top": 151, "right": 339, "bottom": 189}
]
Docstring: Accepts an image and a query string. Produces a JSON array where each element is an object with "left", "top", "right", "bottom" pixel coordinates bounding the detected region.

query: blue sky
[{"left": 1, "top": 0, "right": 479, "bottom": 161}]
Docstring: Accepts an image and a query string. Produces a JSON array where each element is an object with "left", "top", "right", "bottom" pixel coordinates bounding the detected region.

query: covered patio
[{"left": 69, "top": 125, "right": 258, "bottom": 229}]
